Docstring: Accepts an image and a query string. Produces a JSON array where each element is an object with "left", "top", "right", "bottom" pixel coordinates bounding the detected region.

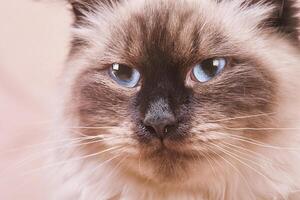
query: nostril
[
  {"left": 164, "top": 124, "right": 175, "bottom": 134},
  {"left": 142, "top": 116, "right": 177, "bottom": 139},
  {"left": 144, "top": 125, "right": 156, "bottom": 134}
]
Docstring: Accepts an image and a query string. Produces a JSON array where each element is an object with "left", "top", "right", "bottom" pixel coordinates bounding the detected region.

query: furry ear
[
  {"left": 67, "top": 0, "right": 117, "bottom": 22},
  {"left": 247, "top": 0, "right": 299, "bottom": 40},
  {"left": 275, "top": 0, "right": 300, "bottom": 40},
  {"left": 218, "top": 0, "right": 299, "bottom": 40}
]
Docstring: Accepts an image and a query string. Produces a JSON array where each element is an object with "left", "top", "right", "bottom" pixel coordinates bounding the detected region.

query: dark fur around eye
[
  {"left": 68, "top": 0, "right": 280, "bottom": 142},
  {"left": 74, "top": 54, "right": 277, "bottom": 143}
]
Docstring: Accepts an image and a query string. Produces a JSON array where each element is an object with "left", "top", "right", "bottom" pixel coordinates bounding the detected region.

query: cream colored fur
[{"left": 52, "top": 0, "right": 300, "bottom": 199}]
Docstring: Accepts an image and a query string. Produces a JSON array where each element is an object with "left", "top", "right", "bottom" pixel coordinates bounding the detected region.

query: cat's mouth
[
  {"left": 155, "top": 146, "right": 197, "bottom": 160},
  {"left": 141, "top": 137, "right": 202, "bottom": 161}
]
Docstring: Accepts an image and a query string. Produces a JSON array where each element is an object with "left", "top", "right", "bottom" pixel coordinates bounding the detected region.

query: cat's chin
[
  {"left": 140, "top": 136, "right": 208, "bottom": 158},
  {"left": 126, "top": 138, "right": 212, "bottom": 185}
]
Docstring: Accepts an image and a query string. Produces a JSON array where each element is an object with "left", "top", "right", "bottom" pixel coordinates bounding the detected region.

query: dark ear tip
[
  {"left": 67, "top": 0, "right": 118, "bottom": 23},
  {"left": 252, "top": 0, "right": 300, "bottom": 41},
  {"left": 67, "top": 0, "right": 92, "bottom": 22},
  {"left": 71, "top": 2, "right": 85, "bottom": 18},
  {"left": 278, "top": 0, "right": 300, "bottom": 40}
]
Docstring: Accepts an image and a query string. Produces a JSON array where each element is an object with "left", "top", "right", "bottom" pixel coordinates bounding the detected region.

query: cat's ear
[
  {"left": 247, "top": 0, "right": 299, "bottom": 41},
  {"left": 67, "top": 0, "right": 118, "bottom": 22}
]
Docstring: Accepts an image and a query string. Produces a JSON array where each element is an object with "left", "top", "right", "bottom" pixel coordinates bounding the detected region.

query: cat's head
[{"left": 63, "top": 0, "right": 300, "bottom": 185}]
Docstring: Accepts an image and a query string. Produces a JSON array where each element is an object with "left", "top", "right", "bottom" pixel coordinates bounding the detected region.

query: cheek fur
[
  {"left": 192, "top": 61, "right": 277, "bottom": 118},
  {"left": 187, "top": 60, "right": 278, "bottom": 148},
  {"left": 71, "top": 70, "right": 138, "bottom": 136}
]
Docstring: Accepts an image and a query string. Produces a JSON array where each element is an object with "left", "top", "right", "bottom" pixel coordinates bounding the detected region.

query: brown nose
[{"left": 143, "top": 112, "right": 177, "bottom": 139}]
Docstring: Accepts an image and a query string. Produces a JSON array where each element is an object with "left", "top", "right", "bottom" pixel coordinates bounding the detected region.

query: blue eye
[
  {"left": 191, "top": 58, "right": 226, "bottom": 83},
  {"left": 109, "top": 63, "right": 141, "bottom": 88}
]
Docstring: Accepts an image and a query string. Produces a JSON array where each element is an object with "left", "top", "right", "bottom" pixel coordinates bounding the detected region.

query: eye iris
[
  {"left": 109, "top": 63, "right": 140, "bottom": 88},
  {"left": 192, "top": 58, "right": 226, "bottom": 82}
]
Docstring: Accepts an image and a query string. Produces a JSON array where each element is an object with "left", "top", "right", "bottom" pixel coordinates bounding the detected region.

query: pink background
[
  {"left": 0, "top": 1, "right": 299, "bottom": 199},
  {"left": 0, "top": 0, "right": 71, "bottom": 199}
]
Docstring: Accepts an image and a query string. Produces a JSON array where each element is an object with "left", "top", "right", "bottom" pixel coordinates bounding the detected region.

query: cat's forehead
[
  {"left": 72, "top": 0, "right": 272, "bottom": 68},
  {"left": 105, "top": 1, "right": 229, "bottom": 68}
]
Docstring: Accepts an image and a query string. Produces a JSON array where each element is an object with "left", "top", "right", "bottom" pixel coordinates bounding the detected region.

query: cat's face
[{"left": 64, "top": 0, "right": 298, "bottom": 184}]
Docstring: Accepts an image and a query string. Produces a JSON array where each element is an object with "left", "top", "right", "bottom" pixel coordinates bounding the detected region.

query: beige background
[
  {"left": 0, "top": 0, "right": 71, "bottom": 199},
  {"left": 0, "top": 1, "right": 299, "bottom": 200}
]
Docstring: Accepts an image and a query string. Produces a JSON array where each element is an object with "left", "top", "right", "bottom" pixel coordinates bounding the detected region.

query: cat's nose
[{"left": 143, "top": 112, "right": 177, "bottom": 139}]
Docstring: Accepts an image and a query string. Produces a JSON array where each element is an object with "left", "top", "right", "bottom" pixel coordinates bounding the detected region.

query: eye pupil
[
  {"left": 112, "top": 64, "right": 133, "bottom": 81},
  {"left": 109, "top": 63, "right": 141, "bottom": 88},
  {"left": 202, "top": 59, "right": 219, "bottom": 78}
]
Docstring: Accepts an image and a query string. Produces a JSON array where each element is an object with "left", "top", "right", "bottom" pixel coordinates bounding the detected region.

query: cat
[{"left": 52, "top": 0, "right": 300, "bottom": 199}]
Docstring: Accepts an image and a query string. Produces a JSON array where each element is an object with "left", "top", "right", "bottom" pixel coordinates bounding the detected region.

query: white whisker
[
  {"left": 70, "top": 126, "right": 117, "bottom": 130},
  {"left": 208, "top": 112, "right": 276, "bottom": 123},
  {"left": 222, "top": 141, "right": 273, "bottom": 164},
  {"left": 202, "top": 143, "right": 256, "bottom": 199},
  {"left": 10, "top": 145, "right": 123, "bottom": 181},
  {"left": 225, "top": 127, "right": 300, "bottom": 131},
  {"left": 0, "top": 136, "right": 124, "bottom": 179},
  {"left": 0, "top": 136, "right": 91, "bottom": 155},
  {"left": 214, "top": 132, "right": 300, "bottom": 150},
  {"left": 211, "top": 143, "right": 288, "bottom": 200}
]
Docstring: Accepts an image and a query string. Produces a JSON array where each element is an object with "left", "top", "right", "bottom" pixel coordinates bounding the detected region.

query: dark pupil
[
  {"left": 113, "top": 65, "right": 133, "bottom": 81},
  {"left": 202, "top": 59, "right": 218, "bottom": 77}
]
